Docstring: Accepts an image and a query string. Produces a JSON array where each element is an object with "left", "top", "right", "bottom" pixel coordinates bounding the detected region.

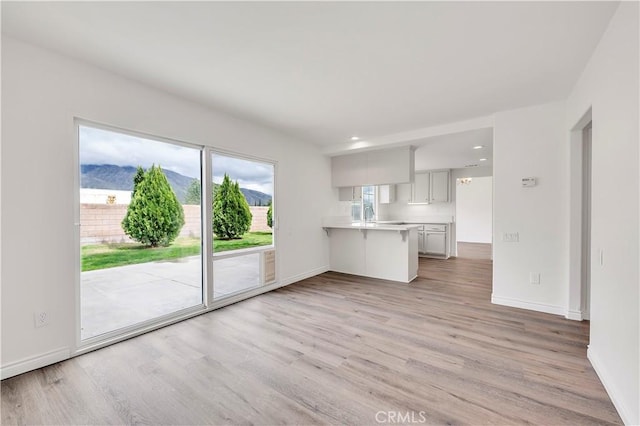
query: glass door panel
[
  {"left": 210, "top": 153, "right": 274, "bottom": 299},
  {"left": 79, "top": 125, "right": 203, "bottom": 340}
]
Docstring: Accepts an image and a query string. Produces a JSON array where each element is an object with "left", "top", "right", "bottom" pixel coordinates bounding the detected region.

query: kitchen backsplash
[{"left": 378, "top": 201, "right": 455, "bottom": 222}]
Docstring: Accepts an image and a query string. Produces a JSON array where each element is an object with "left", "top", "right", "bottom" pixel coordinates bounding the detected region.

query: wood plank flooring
[
  {"left": 1, "top": 257, "right": 622, "bottom": 425},
  {"left": 456, "top": 242, "right": 492, "bottom": 260}
]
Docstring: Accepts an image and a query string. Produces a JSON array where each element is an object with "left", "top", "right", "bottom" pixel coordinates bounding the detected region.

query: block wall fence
[{"left": 80, "top": 204, "right": 271, "bottom": 244}]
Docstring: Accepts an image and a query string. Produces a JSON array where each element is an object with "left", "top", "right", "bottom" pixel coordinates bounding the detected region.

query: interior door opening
[
  {"left": 455, "top": 176, "right": 493, "bottom": 260},
  {"left": 581, "top": 122, "right": 592, "bottom": 320}
]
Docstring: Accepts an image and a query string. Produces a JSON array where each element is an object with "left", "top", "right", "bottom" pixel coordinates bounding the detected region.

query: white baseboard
[
  {"left": 280, "top": 265, "right": 330, "bottom": 287},
  {"left": 2, "top": 266, "right": 331, "bottom": 380},
  {"left": 491, "top": 294, "right": 565, "bottom": 316},
  {"left": 1, "top": 347, "right": 70, "bottom": 380},
  {"left": 565, "top": 309, "right": 583, "bottom": 321},
  {"left": 588, "top": 346, "right": 635, "bottom": 425}
]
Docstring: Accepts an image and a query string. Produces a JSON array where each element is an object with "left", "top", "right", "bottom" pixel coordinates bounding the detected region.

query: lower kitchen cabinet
[
  {"left": 417, "top": 223, "right": 450, "bottom": 258},
  {"left": 425, "top": 232, "right": 447, "bottom": 256}
]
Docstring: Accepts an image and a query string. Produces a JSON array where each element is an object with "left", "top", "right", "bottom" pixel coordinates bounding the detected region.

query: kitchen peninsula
[{"left": 322, "top": 221, "right": 420, "bottom": 283}]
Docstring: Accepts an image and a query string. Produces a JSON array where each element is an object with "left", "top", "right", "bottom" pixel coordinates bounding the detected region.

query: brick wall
[{"left": 80, "top": 204, "right": 271, "bottom": 245}]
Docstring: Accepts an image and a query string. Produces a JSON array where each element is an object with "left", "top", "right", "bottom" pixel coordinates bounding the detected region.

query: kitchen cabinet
[
  {"left": 331, "top": 146, "right": 414, "bottom": 187},
  {"left": 429, "top": 170, "right": 450, "bottom": 203},
  {"left": 338, "top": 186, "right": 362, "bottom": 201},
  {"left": 407, "top": 169, "right": 450, "bottom": 204},
  {"left": 417, "top": 223, "right": 449, "bottom": 258},
  {"left": 425, "top": 232, "right": 447, "bottom": 255},
  {"left": 396, "top": 183, "right": 412, "bottom": 203},
  {"left": 378, "top": 184, "right": 395, "bottom": 204},
  {"left": 412, "top": 173, "right": 430, "bottom": 203}
]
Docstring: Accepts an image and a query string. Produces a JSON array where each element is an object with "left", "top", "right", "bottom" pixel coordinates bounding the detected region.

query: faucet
[{"left": 364, "top": 205, "right": 375, "bottom": 223}]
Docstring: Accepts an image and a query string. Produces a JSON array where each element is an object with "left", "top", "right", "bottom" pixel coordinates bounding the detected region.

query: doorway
[
  {"left": 581, "top": 123, "right": 592, "bottom": 320},
  {"left": 455, "top": 176, "right": 493, "bottom": 260},
  {"left": 568, "top": 108, "right": 592, "bottom": 321}
]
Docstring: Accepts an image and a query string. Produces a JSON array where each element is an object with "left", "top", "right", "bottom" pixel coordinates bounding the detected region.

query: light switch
[{"left": 502, "top": 232, "right": 519, "bottom": 242}]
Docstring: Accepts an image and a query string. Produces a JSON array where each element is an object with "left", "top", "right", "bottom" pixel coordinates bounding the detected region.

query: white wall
[
  {"left": 456, "top": 176, "right": 492, "bottom": 243},
  {"left": 492, "top": 101, "right": 569, "bottom": 315},
  {"left": 1, "top": 37, "right": 334, "bottom": 375},
  {"left": 565, "top": 3, "right": 639, "bottom": 424}
]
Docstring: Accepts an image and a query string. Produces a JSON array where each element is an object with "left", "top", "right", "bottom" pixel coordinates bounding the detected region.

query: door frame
[{"left": 567, "top": 108, "right": 592, "bottom": 320}]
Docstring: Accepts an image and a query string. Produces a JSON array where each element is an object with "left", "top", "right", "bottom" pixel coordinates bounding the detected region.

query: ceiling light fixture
[
  {"left": 473, "top": 145, "right": 484, "bottom": 150},
  {"left": 351, "top": 136, "right": 360, "bottom": 141},
  {"left": 479, "top": 158, "right": 487, "bottom": 161}
]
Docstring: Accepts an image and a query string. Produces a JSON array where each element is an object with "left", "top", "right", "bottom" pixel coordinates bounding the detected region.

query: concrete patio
[{"left": 81, "top": 253, "right": 261, "bottom": 340}]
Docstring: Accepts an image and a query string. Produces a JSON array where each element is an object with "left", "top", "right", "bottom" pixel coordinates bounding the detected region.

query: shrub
[
  {"left": 213, "top": 174, "right": 252, "bottom": 239},
  {"left": 267, "top": 201, "right": 273, "bottom": 228},
  {"left": 121, "top": 165, "right": 185, "bottom": 247}
]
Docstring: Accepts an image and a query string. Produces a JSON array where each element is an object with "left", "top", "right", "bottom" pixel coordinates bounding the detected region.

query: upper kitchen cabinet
[
  {"left": 406, "top": 169, "right": 450, "bottom": 204},
  {"left": 338, "top": 186, "right": 363, "bottom": 201},
  {"left": 413, "top": 172, "right": 430, "bottom": 203},
  {"left": 331, "top": 146, "right": 414, "bottom": 187},
  {"left": 429, "top": 170, "right": 450, "bottom": 203},
  {"left": 378, "top": 184, "right": 396, "bottom": 204}
]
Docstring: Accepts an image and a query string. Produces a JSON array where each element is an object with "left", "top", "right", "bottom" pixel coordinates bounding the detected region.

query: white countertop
[
  {"left": 322, "top": 222, "right": 421, "bottom": 231},
  {"left": 376, "top": 220, "right": 452, "bottom": 225}
]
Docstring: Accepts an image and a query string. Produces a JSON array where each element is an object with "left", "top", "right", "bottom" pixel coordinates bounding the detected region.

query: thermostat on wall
[{"left": 522, "top": 177, "right": 537, "bottom": 187}]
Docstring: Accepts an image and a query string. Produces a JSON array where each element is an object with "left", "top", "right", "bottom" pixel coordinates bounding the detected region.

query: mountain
[{"left": 80, "top": 164, "right": 272, "bottom": 206}]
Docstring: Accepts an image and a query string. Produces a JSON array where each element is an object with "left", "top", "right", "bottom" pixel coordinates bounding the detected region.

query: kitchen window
[{"left": 351, "top": 185, "right": 377, "bottom": 223}]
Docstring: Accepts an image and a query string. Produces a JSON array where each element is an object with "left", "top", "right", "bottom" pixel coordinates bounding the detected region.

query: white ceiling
[
  {"left": 2, "top": 2, "right": 617, "bottom": 150},
  {"left": 414, "top": 128, "right": 494, "bottom": 171}
]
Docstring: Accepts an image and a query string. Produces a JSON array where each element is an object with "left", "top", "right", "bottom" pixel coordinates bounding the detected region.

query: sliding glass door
[
  {"left": 77, "top": 122, "right": 277, "bottom": 345},
  {"left": 78, "top": 124, "right": 203, "bottom": 341}
]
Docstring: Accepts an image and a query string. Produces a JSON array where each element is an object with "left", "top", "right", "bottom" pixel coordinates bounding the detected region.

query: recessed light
[
  {"left": 351, "top": 136, "right": 360, "bottom": 141},
  {"left": 479, "top": 158, "right": 487, "bottom": 162},
  {"left": 473, "top": 145, "right": 484, "bottom": 150}
]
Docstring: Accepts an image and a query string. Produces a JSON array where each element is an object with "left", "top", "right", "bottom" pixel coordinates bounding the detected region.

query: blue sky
[{"left": 79, "top": 125, "right": 274, "bottom": 195}]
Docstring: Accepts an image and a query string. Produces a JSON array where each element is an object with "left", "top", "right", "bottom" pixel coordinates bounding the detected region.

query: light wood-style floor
[
  {"left": 2, "top": 258, "right": 621, "bottom": 425},
  {"left": 457, "top": 242, "right": 492, "bottom": 260}
]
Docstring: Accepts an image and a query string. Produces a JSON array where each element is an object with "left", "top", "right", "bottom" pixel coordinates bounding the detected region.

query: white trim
[
  {"left": 567, "top": 107, "right": 592, "bottom": 333},
  {"left": 491, "top": 294, "right": 565, "bottom": 316},
  {"left": 202, "top": 148, "right": 213, "bottom": 307},
  {"left": 75, "top": 117, "right": 205, "bottom": 151},
  {"left": 565, "top": 309, "right": 584, "bottom": 321},
  {"left": 280, "top": 266, "right": 330, "bottom": 286},
  {"left": 1, "top": 347, "right": 71, "bottom": 380},
  {"left": 588, "top": 346, "right": 634, "bottom": 425}
]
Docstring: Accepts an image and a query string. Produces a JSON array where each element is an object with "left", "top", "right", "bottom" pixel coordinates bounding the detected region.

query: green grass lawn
[{"left": 81, "top": 232, "right": 273, "bottom": 272}]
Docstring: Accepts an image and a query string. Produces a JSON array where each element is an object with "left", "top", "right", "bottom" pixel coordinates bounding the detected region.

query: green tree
[
  {"left": 267, "top": 200, "right": 273, "bottom": 228},
  {"left": 184, "top": 178, "right": 201, "bottom": 205},
  {"left": 213, "top": 174, "right": 252, "bottom": 239},
  {"left": 131, "top": 166, "right": 145, "bottom": 197},
  {"left": 121, "top": 165, "right": 185, "bottom": 247},
  {"left": 183, "top": 179, "right": 219, "bottom": 205}
]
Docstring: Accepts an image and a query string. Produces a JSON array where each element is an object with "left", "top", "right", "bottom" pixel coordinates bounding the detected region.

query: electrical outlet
[
  {"left": 34, "top": 311, "right": 50, "bottom": 328},
  {"left": 529, "top": 272, "right": 540, "bottom": 285}
]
